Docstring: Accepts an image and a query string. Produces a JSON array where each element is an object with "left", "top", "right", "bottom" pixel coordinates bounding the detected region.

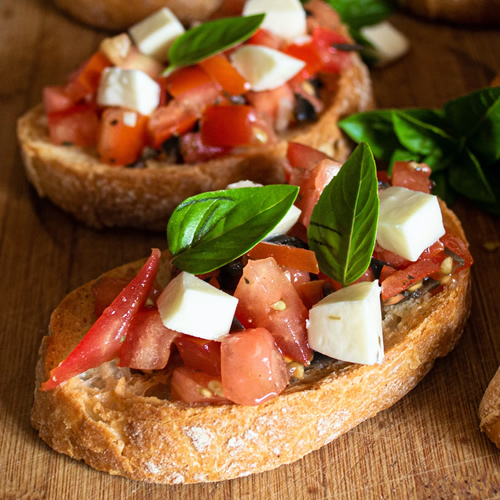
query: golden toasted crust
[
  {"left": 17, "top": 53, "right": 373, "bottom": 231},
  {"left": 396, "top": 0, "right": 500, "bottom": 25},
  {"left": 31, "top": 203, "right": 472, "bottom": 484},
  {"left": 53, "top": 0, "right": 225, "bottom": 30},
  {"left": 479, "top": 368, "right": 500, "bottom": 448}
]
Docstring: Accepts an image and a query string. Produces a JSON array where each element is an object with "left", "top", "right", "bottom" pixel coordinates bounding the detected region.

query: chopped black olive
[
  {"left": 265, "top": 234, "right": 309, "bottom": 249},
  {"left": 219, "top": 258, "right": 246, "bottom": 292},
  {"left": 370, "top": 258, "right": 390, "bottom": 279},
  {"left": 161, "top": 136, "right": 183, "bottom": 164},
  {"left": 230, "top": 316, "right": 245, "bottom": 332},
  {"left": 331, "top": 42, "right": 364, "bottom": 52},
  {"left": 294, "top": 93, "right": 317, "bottom": 123}
]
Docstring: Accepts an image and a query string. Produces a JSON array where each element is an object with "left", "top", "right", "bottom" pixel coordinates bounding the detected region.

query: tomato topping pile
[
  {"left": 42, "top": 5, "right": 353, "bottom": 166},
  {"left": 41, "top": 144, "right": 473, "bottom": 407}
]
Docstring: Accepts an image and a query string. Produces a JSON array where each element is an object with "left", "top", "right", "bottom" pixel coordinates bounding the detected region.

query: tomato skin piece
[
  {"left": 234, "top": 257, "right": 312, "bottom": 365},
  {"left": 296, "top": 279, "right": 327, "bottom": 309},
  {"left": 41, "top": 248, "right": 161, "bottom": 391},
  {"left": 391, "top": 161, "right": 433, "bottom": 194},
  {"left": 283, "top": 41, "right": 323, "bottom": 84},
  {"left": 97, "top": 108, "right": 149, "bottom": 166},
  {"left": 165, "top": 65, "right": 214, "bottom": 97},
  {"left": 65, "top": 51, "right": 111, "bottom": 102},
  {"left": 43, "top": 86, "right": 78, "bottom": 114},
  {"left": 174, "top": 334, "right": 222, "bottom": 376},
  {"left": 440, "top": 227, "right": 474, "bottom": 272},
  {"left": 247, "top": 241, "right": 319, "bottom": 274},
  {"left": 199, "top": 54, "right": 250, "bottom": 96},
  {"left": 92, "top": 276, "right": 131, "bottom": 317},
  {"left": 171, "top": 367, "right": 228, "bottom": 404},
  {"left": 119, "top": 307, "right": 178, "bottom": 370},
  {"left": 221, "top": 327, "right": 290, "bottom": 406},
  {"left": 247, "top": 28, "right": 285, "bottom": 50},
  {"left": 311, "top": 26, "right": 351, "bottom": 73},
  {"left": 287, "top": 141, "right": 330, "bottom": 170},
  {"left": 47, "top": 104, "right": 100, "bottom": 147}
]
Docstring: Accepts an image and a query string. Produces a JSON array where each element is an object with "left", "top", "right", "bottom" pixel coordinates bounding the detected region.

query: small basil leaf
[
  {"left": 443, "top": 87, "right": 500, "bottom": 162},
  {"left": 325, "top": 0, "right": 394, "bottom": 29},
  {"left": 165, "top": 14, "right": 264, "bottom": 73},
  {"left": 308, "top": 142, "right": 379, "bottom": 287},
  {"left": 339, "top": 110, "right": 400, "bottom": 162},
  {"left": 448, "top": 149, "right": 496, "bottom": 203},
  {"left": 167, "top": 185, "right": 299, "bottom": 274}
]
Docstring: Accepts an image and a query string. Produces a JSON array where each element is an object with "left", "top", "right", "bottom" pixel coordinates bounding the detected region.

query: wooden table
[{"left": 1, "top": 1, "right": 500, "bottom": 498}]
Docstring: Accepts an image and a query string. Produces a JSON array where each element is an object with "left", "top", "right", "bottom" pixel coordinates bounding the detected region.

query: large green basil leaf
[
  {"left": 167, "top": 185, "right": 299, "bottom": 274},
  {"left": 308, "top": 142, "right": 379, "bottom": 287},
  {"left": 324, "top": 0, "right": 394, "bottom": 29}
]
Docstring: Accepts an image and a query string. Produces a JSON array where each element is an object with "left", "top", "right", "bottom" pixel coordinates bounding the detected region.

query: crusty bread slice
[
  {"left": 479, "top": 368, "right": 500, "bottom": 448},
  {"left": 31, "top": 201, "right": 472, "bottom": 484},
  {"left": 17, "top": 52, "right": 373, "bottom": 231}
]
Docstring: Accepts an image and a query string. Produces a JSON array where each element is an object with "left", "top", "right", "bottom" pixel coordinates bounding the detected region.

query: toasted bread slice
[
  {"left": 31, "top": 201, "right": 471, "bottom": 484},
  {"left": 479, "top": 367, "right": 500, "bottom": 448}
]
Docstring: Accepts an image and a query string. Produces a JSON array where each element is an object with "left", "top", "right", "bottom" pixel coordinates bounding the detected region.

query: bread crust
[
  {"left": 479, "top": 367, "right": 500, "bottom": 448},
  {"left": 396, "top": 0, "right": 500, "bottom": 25},
  {"left": 17, "top": 53, "right": 373, "bottom": 231},
  {"left": 53, "top": 0, "right": 225, "bottom": 30},
  {"left": 31, "top": 202, "right": 472, "bottom": 484}
]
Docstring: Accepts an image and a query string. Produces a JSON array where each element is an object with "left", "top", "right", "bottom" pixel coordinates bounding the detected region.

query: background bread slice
[
  {"left": 17, "top": 54, "right": 373, "bottom": 231},
  {"left": 31, "top": 202, "right": 472, "bottom": 484},
  {"left": 479, "top": 367, "right": 500, "bottom": 448},
  {"left": 396, "top": 0, "right": 500, "bottom": 25}
]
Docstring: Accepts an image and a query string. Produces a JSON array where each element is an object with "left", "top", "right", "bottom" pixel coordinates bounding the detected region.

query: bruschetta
[
  {"left": 31, "top": 144, "right": 473, "bottom": 484},
  {"left": 17, "top": 1, "right": 373, "bottom": 230}
]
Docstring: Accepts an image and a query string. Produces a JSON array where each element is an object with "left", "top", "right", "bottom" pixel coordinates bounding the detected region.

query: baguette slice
[
  {"left": 17, "top": 53, "right": 373, "bottom": 231},
  {"left": 31, "top": 201, "right": 472, "bottom": 484},
  {"left": 479, "top": 367, "right": 500, "bottom": 448}
]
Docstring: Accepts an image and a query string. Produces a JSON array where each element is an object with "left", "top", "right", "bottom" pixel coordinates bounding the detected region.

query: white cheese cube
[
  {"left": 377, "top": 186, "right": 445, "bottom": 261},
  {"left": 230, "top": 45, "right": 305, "bottom": 91},
  {"left": 243, "top": 0, "right": 307, "bottom": 41},
  {"left": 226, "top": 180, "right": 301, "bottom": 237},
  {"left": 129, "top": 7, "right": 185, "bottom": 61},
  {"left": 308, "top": 280, "right": 384, "bottom": 365},
  {"left": 157, "top": 272, "right": 238, "bottom": 341},
  {"left": 360, "top": 21, "right": 410, "bottom": 67},
  {"left": 97, "top": 67, "right": 160, "bottom": 116}
]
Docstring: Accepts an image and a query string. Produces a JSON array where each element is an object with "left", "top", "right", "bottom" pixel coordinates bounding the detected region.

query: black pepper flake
[{"left": 110, "top": 119, "right": 119, "bottom": 125}]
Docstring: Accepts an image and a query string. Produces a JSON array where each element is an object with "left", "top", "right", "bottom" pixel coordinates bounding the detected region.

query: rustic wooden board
[{"left": 1, "top": 1, "right": 500, "bottom": 498}]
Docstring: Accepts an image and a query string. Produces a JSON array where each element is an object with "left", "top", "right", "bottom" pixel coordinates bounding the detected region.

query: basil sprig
[
  {"left": 339, "top": 87, "right": 500, "bottom": 214},
  {"left": 325, "top": 0, "right": 394, "bottom": 30},
  {"left": 307, "top": 142, "right": 379, "bottom": 287},
  {"left": 167, "top": 185, "right": 299, "bottom": 274},
  {"left": 164, "top": 14, "right": 265, "bottom": 74}
]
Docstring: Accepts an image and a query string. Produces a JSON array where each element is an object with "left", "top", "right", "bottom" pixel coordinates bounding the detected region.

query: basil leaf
[
  {"left": 443, "top": 87, "right": 500, "bottom": 163},
  {"left": 165, "top": 14, "right": 264, "bottom": 73},
  {"left": 448, "top": 148, "right": 496, "bottom": 203},
  {"left": 388, "top": 148, "right": 418, "bottom": 172},
  {"left": 167, "top": 185, "right": 299, "bottom": 274},
  {"left": 339, "top": 110, "right": 400, "bottom": 162},
  {"left": 324, "top": 0, "right": 394, "bottom": 29},
  {"left": 308, "top": 142, "right": 379, "bottom": 287}
]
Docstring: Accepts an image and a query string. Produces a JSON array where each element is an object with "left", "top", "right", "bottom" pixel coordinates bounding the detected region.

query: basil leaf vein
[{"left": 307, "top": 142, "right": 379, "bottom": 287}]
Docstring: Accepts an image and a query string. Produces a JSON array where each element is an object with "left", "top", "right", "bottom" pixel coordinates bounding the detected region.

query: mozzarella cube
[
  {"left": 97, "top": 67, "right": 160, "bottom": 116},
  {"left": 230, "top": 45, "right": 305, "bottom": 91},
  {"left": 360, "top": 21, "right": 410, "bottom": 67},
  {"left": 226, "top": 180, "right": 301, "bottom": 237},
  {"left": 157, "top": 272, "right": 238, "bottom": 341},
  {"left": 129, "top": 7, "right": 185, "bottom": 61},
  {"left": 377, "top": 186, "right": 445, "bottom": 261},
  {"left": 308, "top": 280, "right": 384, "bottom": 365},
  {"left": 243, "top": 0, "right": 307, "bottom": 41}
]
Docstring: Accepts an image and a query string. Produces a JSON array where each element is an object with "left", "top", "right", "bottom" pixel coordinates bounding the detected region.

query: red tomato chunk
[{"left": 171, "top": 367, "right": 228, "bottom": 405}]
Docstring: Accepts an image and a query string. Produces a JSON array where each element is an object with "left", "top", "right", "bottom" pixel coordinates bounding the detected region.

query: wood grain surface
[{"left": 1, "top": 0, "right": 500, "bottom": 498}]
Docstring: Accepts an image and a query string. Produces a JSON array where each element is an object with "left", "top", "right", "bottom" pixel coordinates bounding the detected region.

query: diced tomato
[
  {"left": 174, "top": 334, "right": 221, "bottom": 376},
  {"left": 379, "top": 264, "right": 396, "bottom": 283},
  {"left": 248, "top": 241, "right": 319, "bottom": 274},
  {"left": 377, "top": 170, "right": 391, "bottom": 185},
  {"left": 247, "top": 28, "right": 285, "bottom": 50},
  {"left": 246, "top": 84, "right": 296, "bottom": 132},
  {"left": 373, "top": 244, "right": 411, "bottom": 270},
  {"left": 201, "top": 105, "right": 272, "bottom": 147},
  {"left": 305, "top": 0, "right": 343, "bottom": 32},
  {"left": 221, "top": 327, "right": 290, "bottom": 406},
  {"left": 179, "top": 132, "right": 231, "bottom": 163},
  {"left": 287, "top": 141, "right": 330, "bottom": 170},
  {"left": 391, "top": 161, "right": 433, "bottom": 194},
  {"left": 43, "top": 86, "right": 77, "bottom": 114},
  {"left": 65, "top": 51, "right": 111, "bottom": 102},
  {"left": 199, "top": 53, "right": 250, "bottom": 96},
  {"left": 381, "top": 258, "right": 444, "bottom": 302},
  {"left": 296, "top": 279, "right": 327, "bottom": 309},
  {"left": 119, "top": 307, "right": 178, "bottom": 370},
  {"left": 294, "top": 158, "right": 342, "bottom": 228},
  {"left": 312, "top": 26, "right": 351, "bottom": 74},
  {"left": 171, "top": 367, "right": 228, "bottom": 404},
  {"left": 283, "top": 41, "right": 323, "bottom": 84},
  {"left": 47, "top": 104, "right": 99, "bottom": 147},
  {"left": 321, "top": 265, "right": 376, "bottom": 292},
  {"left": 280, "top": 266, "right": 311, "bottom": 290},
  {"left": 97, "top": 108, "right": 149, "bottom": 166},
  {"left": 92, "top": 276, "right": 131, "bottom": 317},
  {"left": 440, "top": 227, "right": 474, "bottom": 272},
  {"left": 234, "top": 257, "right": 312, "bottom": 365},
  {"left": 165, "top": 65, "right": 214, "bottom": 98},
  {"left": 41, "top": 248, "right": 161, "bottom": 391},
  {"left": 148, "top": 82, "right": 222, "bottom": 148},
  {"left": 119, "top": 46, "right": 163, "bottom": 78}
]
